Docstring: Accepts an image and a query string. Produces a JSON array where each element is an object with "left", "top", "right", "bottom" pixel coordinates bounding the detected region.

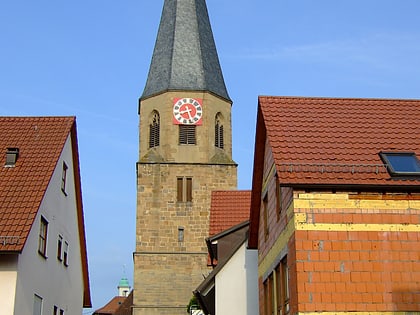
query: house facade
[
  {"left": 0, "top": 117, "right": 91, "bottom": 315},
  {"left": 249, "top": 96, "right": 420, "bottom": 314},
  {"left": 195, "top": 190, "right": 257, "bottom": 315}
]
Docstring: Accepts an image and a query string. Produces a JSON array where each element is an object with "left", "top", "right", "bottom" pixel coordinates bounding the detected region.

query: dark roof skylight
[{"left": 380, "top": 152, "right": 420, "bottom": 176}]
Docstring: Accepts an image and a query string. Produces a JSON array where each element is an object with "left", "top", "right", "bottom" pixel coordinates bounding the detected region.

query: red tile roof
[
  {"left": 0, "top": 116, "right": 91, "bottom": 307},
  {"left": 258, "top": 96, "right": 420, "bottom": 187},
  {"left": 93, "top": 296, "right": 127, "bottom": 315},
  {"left": 249, "top": 96, "right": 420, "bottom": 249},
  {"left": 209, "top": 190, "right": 251, "bottom": 236}
]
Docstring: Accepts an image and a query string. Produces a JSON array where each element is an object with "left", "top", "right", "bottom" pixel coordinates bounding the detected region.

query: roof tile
[
  {"left": 0, "top": 116, "right": 74, "bottom": 252},
  {"left": 209, "top": 190, "right": 251, "bottom": 236},
  {"left": 258, "top": 96, "right": 420, "bottom": 187}
]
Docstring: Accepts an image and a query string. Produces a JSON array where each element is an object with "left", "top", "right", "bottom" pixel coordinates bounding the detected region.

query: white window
[
  {"left": 63, "top": 241, "right": 69, "bottom": 266},
  {"left": 57, "top": 235, "right": 63, "bottom": 261},
  {"left": 33, "top": 294, "right": 43, "bottom": 315},
  {"left": 61, "top": 161, "right": 68, "bottom": 195},
  {"left": 38, "top": 217, "right": 48, "bottom": 257}
]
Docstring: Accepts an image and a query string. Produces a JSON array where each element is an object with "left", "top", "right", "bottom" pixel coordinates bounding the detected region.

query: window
[
  {"left": 178, "top": 227, "right": 184, "bottom": 242},
  {"left": 215, "top": 113, "right": 224, "bottom": 149},
  {"left": 149, "top": 111, "right": 160, "bottom": 148},
  {"left": 38, "top": 216, "right": 48, "bottom": 257},
  {"left": 33, "top": 294, "right": 43, "bottom": 315},
  {"left": 177, "top": 177, "right": 193, "bottom": 202},
  {"left": 264, "top": 274, "right": 275, "bottom": 315},
  {"left": 57, "top": 235, "right": 63, "bottom": 261},
  {"left": 61, "top": 162, "right": 68, "bottom": 195},
  {"left": 53, "top": 305, "right": 58, "bottom": 315},
  {"left": 179, "top": 125, "right": 196, "bottom": 145},
  {"left": 60, "top": 309, "right": 64, "bottom": 315},
  {"left": 275, "top": 172, "right": 281, "bottom": 220},
  {"left": 63, "top": 241, "right": 69, "bottom": 266},
  {"left": 5, "top": 147, "right": 19, "bottom": 167},
  {"left": 263, "top": 193, "right": 269, "bottom": 239},
  {"left": 276, "top": 257, "right": 290, "bottom": 315},
  {"left": 380, "top": 152, "right": 420, "bottom": 176}
]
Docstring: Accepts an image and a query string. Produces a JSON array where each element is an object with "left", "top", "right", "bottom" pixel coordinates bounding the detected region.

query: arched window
[
  {"left": 149, "top": 111, "right": 160, "bottom": 148},
  {"left": 215, "top": 113, "right": 224, "bottom": 149}
]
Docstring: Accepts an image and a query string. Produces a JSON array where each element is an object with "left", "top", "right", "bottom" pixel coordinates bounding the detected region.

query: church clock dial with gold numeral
[{"left": 172, "top": 98, "right": 203, "bottom": 125}]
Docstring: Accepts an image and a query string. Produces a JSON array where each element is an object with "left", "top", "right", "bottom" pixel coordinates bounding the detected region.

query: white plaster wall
[
  {"left": 0, "top": 255, "right": 18, "bottom": 315},
  {"left": 215, "top": 243, "right": 258, "bottom": 315},
  {"left": 13, "top": 135, "right": 85, "bottom": 315}
]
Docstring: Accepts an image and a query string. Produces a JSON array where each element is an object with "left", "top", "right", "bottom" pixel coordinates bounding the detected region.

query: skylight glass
[{"left": 380, "top": 152, "right": 420, "bottom": 176}]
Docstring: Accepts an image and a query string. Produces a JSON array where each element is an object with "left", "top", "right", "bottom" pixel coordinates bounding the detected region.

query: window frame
[
  {"left": 33, "top": 294, "right": 43, "bottom": 315},
  {"left": 149, "top": 111, "right": 160, "bottom": 148},
  {"left": 57, "top": 235, "right": 63, "bottom": 261},
  {"left": 177, "top": 177, "right": 193, "bottom": 203},
  {"left": 61, "top": 161, "right": 68, "bottom": 196},
  {"left": 215, "top": 113, "right": 224, "bottom": 149},
  {"left": 380, "top": 151, "right": 420, "bottom": 176},
  {"left": 179, "top": 125, "right": 196, "bottom": 145},
  {"left": 38, "top": 216, "right": 48, "bottom": 258},
  {"left": 63, "top": 241, "right": 69, "bottom": 267},
  {"left": 263, "top": 192, "right": 269, "bottom": 240}
]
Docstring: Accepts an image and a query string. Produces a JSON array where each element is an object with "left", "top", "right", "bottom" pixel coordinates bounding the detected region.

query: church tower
[{"left": 133, "top": 0, "right": 237, "bottom": 314}]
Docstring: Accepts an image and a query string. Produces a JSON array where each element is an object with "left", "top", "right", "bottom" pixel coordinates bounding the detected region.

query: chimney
[{"left": 5, "top": 147, "right": 19, "bottom": 167}]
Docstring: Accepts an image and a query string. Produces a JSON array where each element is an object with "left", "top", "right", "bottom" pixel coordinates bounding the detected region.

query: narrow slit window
[
  {"left": 263, "top": 193, "right": 269, "bottom": 239},
  {"left": 177, "top": 178, "right": 183, "bottom": 202},
  {"left": 38, "top": 216, "right": 48, "bottom": 257},
  {"left": 178, "top": 227, "right": 184, "bottom": 242},
  {"left": 186, "top": 177, "right": 192, "bottom": 202},
  {"left": 149, "top": 111, "right": 160, "bottom": 148},
  {"left": 57, "top": 235, "right": 63, "bottom": 261},
  {"left": 215, "top": 113, "right": 224, "bottom": 149},
  {"left": 63, "top": 241, "right": 69, "bottom": 266},
  {"left": 61, "top": 162, "right": 68, "bottom": 195}
]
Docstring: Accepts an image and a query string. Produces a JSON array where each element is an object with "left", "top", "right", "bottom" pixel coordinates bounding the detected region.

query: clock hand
[{"left": 186, "top": 106, "right": 193, "bottom": 121}]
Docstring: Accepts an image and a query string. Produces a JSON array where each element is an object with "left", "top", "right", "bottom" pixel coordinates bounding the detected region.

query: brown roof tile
[
  {"left": 93, "top": 296, "right": 127, "bottom": 315},
  {"left": 258, "top": 96, "right": 420, "bottom": 187},
  {"left": 209, "top": 190, "right": 251, "bottom": 236},
  {"left": 0, "top": 116, "right": 91, "bottom": 307},
  {"left": 0, "top": 117, "right": 74, "bottom": 251}
]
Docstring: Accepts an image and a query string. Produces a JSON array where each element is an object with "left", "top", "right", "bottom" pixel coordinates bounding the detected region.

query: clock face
[{"left": 173, "top": 98, "right": 203, "bottom": 125}]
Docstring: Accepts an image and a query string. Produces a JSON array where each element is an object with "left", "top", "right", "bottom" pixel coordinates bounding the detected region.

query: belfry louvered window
[
  {"left": 149, "top": 111, "right": 160, "bottom": 148},
  {"left": 179, "top": 125, "right": 196, "bottom": 145},
  {"left": 215, "top": 113, "right": 224, "bottom": 149}
]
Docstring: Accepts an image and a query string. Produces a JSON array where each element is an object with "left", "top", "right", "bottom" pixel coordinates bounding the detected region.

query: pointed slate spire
[{"left": 141, "top": 0, "right": 231, "bottom": 102}]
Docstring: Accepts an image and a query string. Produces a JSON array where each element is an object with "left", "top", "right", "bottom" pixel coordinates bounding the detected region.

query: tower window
[
  {"left": 179, "top": 125, "right": 196, "bottom": 145},
  {"left": 178, "top": 227, "right": 184, "bottom": 242},
  {"left": 149, "top": 111, "right": 160, "bottom": 148},
  {"left": 177, "top": 177, "right": 193, "bottom": 202},
  {"left": 215, "top": 113, "right": 224, "bottom": 149}
]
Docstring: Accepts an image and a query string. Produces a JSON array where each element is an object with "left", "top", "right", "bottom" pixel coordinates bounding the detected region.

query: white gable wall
[
  {"left": 13, "top": 135, "right": 85, "bottom": 315},
  {"left": 0, "top": 255, "right": 18, "bottom": 315},
  {"left": 215, "top": 243, "right": 258, "bottom": 315}
]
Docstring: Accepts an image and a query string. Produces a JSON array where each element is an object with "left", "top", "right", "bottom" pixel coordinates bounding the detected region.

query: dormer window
[
  {"left": 380, "top": 152, "right": 420, "bottom": 176},
  {"left": 5, "top": 147, "right": 19, "bottom": 167}
]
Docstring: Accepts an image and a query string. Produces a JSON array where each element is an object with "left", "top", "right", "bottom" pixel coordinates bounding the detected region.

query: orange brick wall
[{"left": 295, "top": 229, "right": 420, "bottom": 312}]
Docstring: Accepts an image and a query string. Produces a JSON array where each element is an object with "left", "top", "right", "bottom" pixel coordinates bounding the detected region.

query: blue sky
[{"left": 1, "top": 0, "right": 420, "bottom": 313}]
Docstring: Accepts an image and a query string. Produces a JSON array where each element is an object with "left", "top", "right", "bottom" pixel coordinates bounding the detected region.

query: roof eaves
[{"left": 70, "top": 120, "right": 92, "bottom": 307}]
